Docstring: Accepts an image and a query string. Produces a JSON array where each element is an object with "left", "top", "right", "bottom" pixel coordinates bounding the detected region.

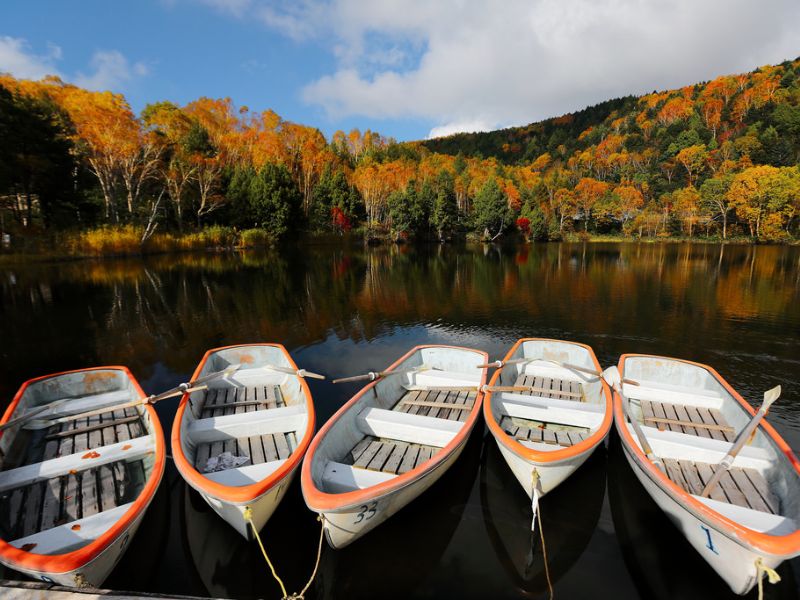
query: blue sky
[{"left": 2, "top": 0, "right": 800, "bottom": 142}]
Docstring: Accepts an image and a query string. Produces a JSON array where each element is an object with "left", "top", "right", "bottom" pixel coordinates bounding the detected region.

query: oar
[
  {"left": 701, "top": 385, "right": 781, "bottom": 498},
  {"left": 263, "top": 364, "right": 326, "bottom": 380},
  {"left": 479, "top": 358, "right": 640, "bottom": 386},
  {"left": 333, "top": 365, "right": 428, "bottom": 384},
  {"left": 24, "top": 363, "right": 242, "bottom": 429},
  {"left": 0, "top": 397, "right": 73, "bottom": 433},
  {"left": 603, "top": 366, "right": 665, "bottom": 473}
]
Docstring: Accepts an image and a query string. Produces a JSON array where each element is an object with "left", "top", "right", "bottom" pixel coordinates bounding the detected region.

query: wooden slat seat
[
  {"left": 192, "top": 386, "right": 301, "bottom": 472},
  {"left": 393, "top": 389, "right": 476, "bottom": 422},
  {"left": 499, "top": 416, "right": 589, "bottom": 447},
  {"left": 343, "top": 435, "right": 441, "bottom": 477},
  {"left": 513, "top": 374, "right": 584, "bottom": 401},
  {"left": 641, "top": 399, "right": 735, "bottom": 442},
  {"left": 662, "top": 458, "right": 779, "bottom": 514}
]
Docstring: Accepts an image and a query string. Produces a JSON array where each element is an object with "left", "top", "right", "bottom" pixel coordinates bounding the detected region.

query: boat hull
[
  {"left": 320, "top": 435, "right": 468, "bottom": 549},
  {"left": 617, "top": 429, "right": 783, "bottom": 595}
]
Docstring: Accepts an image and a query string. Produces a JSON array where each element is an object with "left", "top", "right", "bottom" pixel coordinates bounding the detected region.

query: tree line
[{"left": 1, "top": 57, "right": 800, "bottom": 246}]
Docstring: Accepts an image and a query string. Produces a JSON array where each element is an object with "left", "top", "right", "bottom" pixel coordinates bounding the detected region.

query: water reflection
[{"left": 479, "top": 439, "right": 606, "bottom": 596}]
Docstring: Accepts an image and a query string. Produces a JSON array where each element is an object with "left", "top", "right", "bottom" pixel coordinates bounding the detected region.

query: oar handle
[
  {"left": 297, "top": 369, "right": 326, "bottom": 380},
  {"left": 266, "top": 364, "right": 325, "bottom": 380},
  {"left": 477, "top": 361, "right": 504, "bottom": 369}
]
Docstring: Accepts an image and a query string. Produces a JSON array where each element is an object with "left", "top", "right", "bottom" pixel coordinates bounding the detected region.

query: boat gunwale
[
  {"left": 483, "top": 338, "right": 613, "bottom": 465},
  {"left": 171, "top": 343, "right": 316, "bottom": 505},
  {"left": 301, "top": 344, "right": 488, "bottom": 513},
  {"left": 615, "top": 352, "right": 800, "bottom": 557},
  {"left": 0, "top": 365, "right": 166, "bottom": 575}
]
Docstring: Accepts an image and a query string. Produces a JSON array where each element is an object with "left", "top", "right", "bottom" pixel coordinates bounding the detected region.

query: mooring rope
[
  {"left": 244, "top": 507, "right": 326, "bottom": 600},
  {"left": 244, "top": 506, "right": 289, "bottom": 599},
  {"left": 531, "top": 470, "right": 553, "bottom": 600},
  {"left": 755, "top": 557, "right": 781, "bottom": 600}
]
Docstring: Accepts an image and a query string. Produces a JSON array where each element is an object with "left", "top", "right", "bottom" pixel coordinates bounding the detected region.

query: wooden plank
[
  {"left": 641, "top": 400, "right": 656, "bottom": 428},
  {"left": 21, "top": 482, "right": 44, "bottom": 537},
  {"left": 678, "top": 460, "right": 704, "bottom": 495},
  {"left": 261, "top": 432, "right": 279, "bottom": 462},
  {"left": 195, "top": 443, "right": 212, "bottom": 471},
  {"left": 696, "top": 407, "right": 725, "bottom": 441},
  {"left": 273, "top": 432, "right": 292, "bottom": 460},
  {"left": 414, "top": 447, "right": 434, "bottom": 468},
  {"left": 382, "top": 443, "right": 409, "bottom": 474},
  {"left": 399, "top": 399, "right": 472, "bottom": 412},
  {"left": 728, "top": 468, "right": 774, "bottom": 514},
  {"left": 366, "top": 442, "right": 394, "bottom": 472},
  {"left": 80, "top": 469, "right": 101, "bottom": 519},
  {"left": 348, "top": 438, "right": 372, "bottom": 465},
  {"left": 661, "top": 403, "right": 683, "bottom": 434},
  {"left": 672, "top": 404, "right": 698, "bottom": 436},
  {"left": 398, "top": 445, "right": 420, "bottom": 474},
  {"left": 243, "top": 388, "right": 266, "bottom": 466},
  {"left": 7, "top": 488, "right": 25, "bottom": 538},
  {"left": 501, "top": 416, "right": 519, "bottom": 437},
  {"left": 353, "top": 441, "right": 383, "bottom": 469},
  {"left": 663, "top": 458, "right": 690, "bottom": 492},
  {"left": 124, "top": 407, "right": 145, "bottom": 438},
  {"left": 40, "top": 477, "right": 63, "bottom": 531},
  {"left": 684, "top": 406, "right": 712, "bottom": 439},
  {"left": 542, "top": 429, "right": 557, "bottom": 445},
  {"left": 265, "top": 385, "right": 278, "bottom": 409},
  {"left": 274, "top": 385, "right": 286, "bottom": 408},
  {"left": 394, "top": 390, "right": 419, "bottom": 413},
  {"left": 527, "top": 426, "right": 544, "bottom": 443},
  {"left": 98, "top": 464, "right": 117, "bottom": 512},
  {"left": 709, "top": 408, "right": 734, "bottom": 442},
  {"left": 741, "top": 469, "right": 779, "bottom": 514},
  {"left": 642, "top": 416, "right": 733, "bottom": 433},
  {"left": 200, "top": 388, "right": 217, "bottom": 417},
  {"left": 113, "top": 409, "right": 131, "bottom": 443},
  {"left": 712, "top": 466, "right": 749, "bottom": 509},
  {"left": 570, "top": 380, "right": 584, "bottom": 401},
  {"left": 45, "top": 415, "right": 139, "bottom": 441},
  {"left": 695, "top": 462, "right": 728, "bottom": 503},
  {"left": 110, "top": 461, "right": 129, "bottom": 505},
  {"left": 566, "top": 431, "right": 583, "bottom": 445},
  {"left": 554, "top": 432, "right": 572, "bottom": 447}
]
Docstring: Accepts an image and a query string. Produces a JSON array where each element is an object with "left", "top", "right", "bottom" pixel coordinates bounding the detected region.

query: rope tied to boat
[
  {"left": 531, "top": 469, "right": 553, "bottom": 600},
  {"left": 244, "top": 506, "right": 326, "bottom": 600},
  {"left": 244, "top": 505, "right": 289, "bottom": 599},
  {"left": 755, "top": 557, "right": 781, "bottom": 600}
]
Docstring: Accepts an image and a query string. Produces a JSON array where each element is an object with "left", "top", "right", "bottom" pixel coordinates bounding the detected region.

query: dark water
[{"left": 1, "top": 242, "right": 799, "bottom": 599}]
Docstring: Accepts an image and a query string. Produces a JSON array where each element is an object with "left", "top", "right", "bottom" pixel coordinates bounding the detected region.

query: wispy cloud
[{"left": 0, "top": 37, "right": 148, "bottom": 92}]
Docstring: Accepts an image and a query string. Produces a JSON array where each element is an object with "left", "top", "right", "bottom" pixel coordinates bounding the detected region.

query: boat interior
[
  {"left": 0, "top": 370, "right": 158, "bottom": 556},
  {"left": 179, "top": 345, "right": 310, "bottom": 488},
  {"left": 309, "top": 347, "right": 485, "bottom": 495},
  {"left": 488, "top": 340, "right": 607, "bottom": 451},
  {"left": 621, "top": 355, "right": 800, "bottom": 535}
]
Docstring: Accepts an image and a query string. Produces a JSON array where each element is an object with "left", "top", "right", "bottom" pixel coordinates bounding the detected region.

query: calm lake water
[{"left": 1, "top": 241, "right": 799, "bottom": 599}]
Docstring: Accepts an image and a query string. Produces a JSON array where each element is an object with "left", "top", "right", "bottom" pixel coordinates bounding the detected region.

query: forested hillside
[{"left": 1, "top": 57, "right": 799, "bottom": 253}]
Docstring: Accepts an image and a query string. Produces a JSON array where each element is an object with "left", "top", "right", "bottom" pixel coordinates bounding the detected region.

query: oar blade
[
  {"left": 601, "top": 366, "right": 622, "bottom": 388},
  {"left": 763, "top": 385, "right": 781, "bottom": 409}
]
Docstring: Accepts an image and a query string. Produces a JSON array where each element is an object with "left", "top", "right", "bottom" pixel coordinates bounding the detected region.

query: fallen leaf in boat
[
  {"left": 71, "top": 524, "right": 81, "bottom": 531},
  {"left": 82, "top": 451, "right": 101, "bottom": 459},
  {"left": 20, "top": 543, "right": 37, "bottom": 551},
  {"left": 69, "top": 469, "right": 78, "bottom": 475},
  {"left": 122, "top": 444, "right": 132, "bottom": 451}
]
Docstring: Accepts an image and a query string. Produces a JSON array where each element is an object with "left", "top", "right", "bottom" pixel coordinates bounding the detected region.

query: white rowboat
[
  {"left": 171, "top": 344, "right": 315, "bottom": 538},
  {"left": 614, "top": 353, "right": 800, "bottom": 594},
  {"left": 301, "top": 344, "right": 488, "bottom": 548},
  {"left": 0, "top": 367, "right": 165, "bottom": 587}
]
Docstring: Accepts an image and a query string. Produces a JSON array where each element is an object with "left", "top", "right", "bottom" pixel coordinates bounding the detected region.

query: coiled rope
[
  {"left": 755, "top": 557, "right": 781, "bottom": 600},
  {"left": 244, "top": 506, "right": 326, "bottom": 600}
]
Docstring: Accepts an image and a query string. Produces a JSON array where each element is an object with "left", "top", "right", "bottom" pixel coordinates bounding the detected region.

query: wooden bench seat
[
  {"left": 512, "top": 373, "right": 584, "bottom": 401},
  {"left": 663, "top": 458, "right": 779, "bottom": 514},
  {"left": 393, "top": 389, "right": 476, "bottom": 422},
  {"left": 641, "top": 399, "right": 734, "bottom": 442},
  {"left": 499, "top": 416, "right": 589, "bottom": 447},
  {"left": 343, "top": 436, "right": 440, "bottom": 476}
]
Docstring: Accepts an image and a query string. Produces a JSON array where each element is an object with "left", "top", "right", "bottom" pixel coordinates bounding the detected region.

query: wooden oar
[
  {"left": 0, "top": 397, "right": 73, "bottom": 433},
  {"left": 23, "top": 363, "right": 241, "bottom": 429},
  {"left": 603, "top": 366, "right": 665, "bottom": 473},
  {"left": 701, "top": 385, "right": 781, "bottom": 498},
  {"left": 480, "top": 357, "right": 640, "bottom": 386},
  {"left": 263, "top": 364, "right": 326, "bottom": 380},
  {"left": 333, "top": 365, "right": 428, "bottom": 384}
]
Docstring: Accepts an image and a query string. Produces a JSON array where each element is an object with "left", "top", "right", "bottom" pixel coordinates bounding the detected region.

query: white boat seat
[
  {"left": 0, "top": 436, "right": 153, "bottom": 494},
  {"left": 694, "top": 495, "right": 792, "bottom": 534},
  {"left": 498, "top": 393, "right": 604, "bottom": 429},
  {"left": 321, "top": 460, "right": 397, "bottom": 493},
  {"left": 10, "top": 502, "right": 134, "bottom": 554},
  {"left": 202, "top": 459, "right": 287, "bottom": 486},
  {"left": 357, "top": 407, "right": 461, "bottom": 448},
  {"left": 188, "top": 404, "right": 305, "bottom": 444},
  {"left": 411, "top": 369, "right": 482, "bottom": 388},
  {"left": 520, "top": 361, "right": 592, "bottom": 383},
  {"left": 22, "top": 390, "right": 132, "bottom": 424},
  {"left": 624, "top": 383, "right": 723, "bottom": 409}
]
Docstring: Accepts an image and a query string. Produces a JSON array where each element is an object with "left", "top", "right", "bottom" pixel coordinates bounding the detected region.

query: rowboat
[
  {"left": 613, "top": 354, "right": 800, "bottom": 594},
  {"left": 483, "top": 338, "right": 613, "bottom": 502},
  {"left": 0, "top": 367, "right": 165, "bottom": 587},
  {"left": 301, "top": 344, "right": 487, "bottom": 548},
  {"left": 171, "top": 343, "right": 315, "bottom": 538}
]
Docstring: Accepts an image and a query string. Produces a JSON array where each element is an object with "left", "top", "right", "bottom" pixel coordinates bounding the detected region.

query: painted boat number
[
  {"left": 354, "top": 501, "right": 377, "bottom": 524},
  {"left": 700, "top": 525, "right": 719, "bottom": 555}
]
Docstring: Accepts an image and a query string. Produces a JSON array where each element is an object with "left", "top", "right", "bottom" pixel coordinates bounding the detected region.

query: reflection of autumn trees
[{"left": 1, "top": 244, "right": 798, "bottom": 401}]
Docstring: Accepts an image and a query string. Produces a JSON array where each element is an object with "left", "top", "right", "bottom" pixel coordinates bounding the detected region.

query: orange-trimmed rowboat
[
  {"left": 0, "top": 367, "right": 165, "bottom": 587},
  {"left": 614, "top": 354, "right": 800, "bottom": 594},
  {"left": 172, "top": 343, "right": 315, "bottom": 538},
  {"left": 302, "top": 345, "right": 488, "bottom": 548},
  {"left": 483, "top": 338, "right": 613, "bottom": 503}
]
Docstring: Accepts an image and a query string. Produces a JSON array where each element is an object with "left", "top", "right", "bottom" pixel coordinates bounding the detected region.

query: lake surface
[{"left": 1, "top": 241, "right": 799, "bottom": 599}]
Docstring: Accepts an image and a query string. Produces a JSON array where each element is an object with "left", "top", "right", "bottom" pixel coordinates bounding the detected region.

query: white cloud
[
  {"left": 74, "top": 50, "right": 149, "bottom": 92},
  {"left": 252, "top": 0, "right": 800, "bottom": 138},
  {"left": 428, "top": 120, "right": 495, "bottom": 139},
  {"left": 0, "top": 36, "right": 62, "bottom": 79},
  {"left": 0, "top": 37, "right": 148, "bottom": 92}
]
